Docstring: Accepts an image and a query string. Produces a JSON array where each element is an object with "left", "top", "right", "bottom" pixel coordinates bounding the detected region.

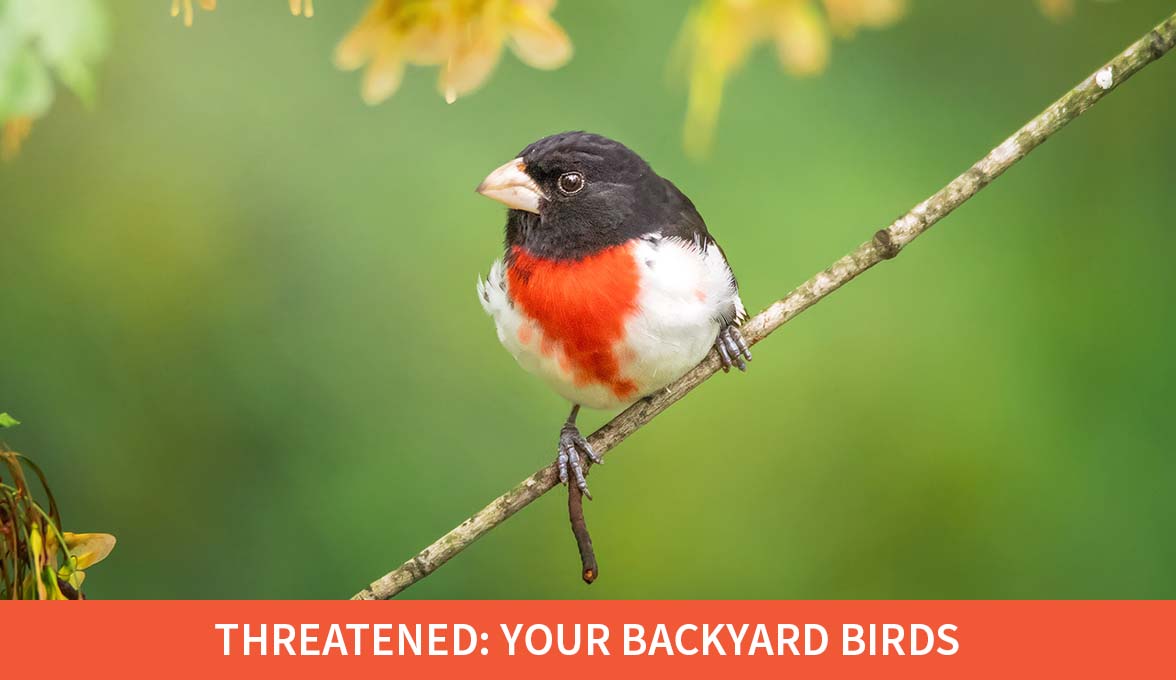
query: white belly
[{"left": 477, "top": 235, "right": 744, "bottom": 410}]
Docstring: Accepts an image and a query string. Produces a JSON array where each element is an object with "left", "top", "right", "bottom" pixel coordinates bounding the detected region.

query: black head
[{"left": 476, "top": 131, "right": 707, "bottom": 260}]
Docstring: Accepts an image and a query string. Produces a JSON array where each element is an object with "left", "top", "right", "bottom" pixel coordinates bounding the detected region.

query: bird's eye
[{"left": 558, "top": 172, "right": 585, "bottom": 195}]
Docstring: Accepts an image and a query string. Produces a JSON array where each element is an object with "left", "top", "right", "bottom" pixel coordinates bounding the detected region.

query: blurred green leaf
[
  {"left": 19, "top": 0, "right": 110, "bottom": 106},
  {"left": 0, "top": 46, "right": 53, "bottom": 118},
  {"left": 0, "top": 0, "right": 109, "bottom": 119},
  {"left": 0, "top": 413, "right": 20, "bottom": 428}
]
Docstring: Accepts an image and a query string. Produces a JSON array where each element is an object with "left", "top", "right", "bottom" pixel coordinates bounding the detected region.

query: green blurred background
[{"left": 2, "top": 0, "right": 1175, "bottom": 599}]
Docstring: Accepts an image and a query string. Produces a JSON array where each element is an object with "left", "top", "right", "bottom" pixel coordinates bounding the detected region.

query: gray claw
[
  {"left": 723, "top": 332, "right": 745, "bottom": 371},
  {"left": 557, "top": 448, "right": 570, "bottom": 485},
  {"left": 715, "top": 335, "right": 733, "bottom": 372},
  {"left": 558, "top": 425, "right": 596, "bottom": 499},
  {"left": 582, "top": 439, "right": 603, "bottom": 465},
  {"left": 716, "top": 325, "right": 752, "bottom": 373},
  {"left": 732, "top": 328, "right": 752, "bottom": 361}
]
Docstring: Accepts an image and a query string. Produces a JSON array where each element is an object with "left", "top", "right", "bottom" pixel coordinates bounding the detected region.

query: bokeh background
[{"left": 2, "top": 0, "right": 1175, "bottom": 599}]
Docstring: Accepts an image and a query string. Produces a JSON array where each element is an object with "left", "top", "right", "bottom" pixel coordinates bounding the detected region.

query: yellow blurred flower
[
  {"left": 1036, "top": 0, "right": 1073, "bottom": 21},
  {"left": 677, "top": 0, "right": 906, "bottom": 157},
  {"left": 2, "top": 117, "right": 33, "bottom": 161},
  {"left": 26, "top": 530, "right": 116, "bottom": 598},
  {"left": 823, "top": 0, "right": 905, "bottom": 35},
  {"left": 58, "top": 532, "right": 117, "bottom": 592},
  {"left": 169, "top": 0, "right": 314, "bottom": 25},
  {"left": 336, "top": 0, "right": 572, "bottom": 105},
  {"left": 171, "top": 0, "right": 217, "bottom": 27},
  {"left": 290, "top": 0, "right": 314, "bottom": 18}
]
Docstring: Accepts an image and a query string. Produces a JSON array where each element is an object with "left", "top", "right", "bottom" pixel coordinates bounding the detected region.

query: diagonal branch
[{"left": 353, "top": 12, "right": 1176, "bottom": 600}]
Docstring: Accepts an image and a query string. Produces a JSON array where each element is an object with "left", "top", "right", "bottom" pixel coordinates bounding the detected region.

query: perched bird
[{"left": 476, "top": 132, "right": 752, "bottom": 497}]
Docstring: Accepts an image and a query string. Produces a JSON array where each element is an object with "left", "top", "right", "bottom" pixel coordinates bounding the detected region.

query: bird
[{"left": 475, "top": 132, "right": 752, "bottom": 498}]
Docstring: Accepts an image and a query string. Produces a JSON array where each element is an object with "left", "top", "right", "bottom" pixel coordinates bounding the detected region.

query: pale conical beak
[{"left": 475, "top": 158, "right": 544, "bottom": 213}]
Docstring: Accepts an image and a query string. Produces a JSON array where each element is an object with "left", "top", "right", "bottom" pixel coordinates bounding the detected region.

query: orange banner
[{"left": 1, "top": 600, "right": 1169, "bottom": 678}]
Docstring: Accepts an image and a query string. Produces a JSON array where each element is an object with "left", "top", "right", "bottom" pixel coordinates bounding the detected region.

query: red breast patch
[{"left": 507, "top": 243, "right": 640, "bottom": 400}]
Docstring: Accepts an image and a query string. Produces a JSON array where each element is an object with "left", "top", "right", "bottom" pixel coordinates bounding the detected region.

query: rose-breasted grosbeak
[{"left": 476, "top": 132, "right": 751, "bottom": 497}]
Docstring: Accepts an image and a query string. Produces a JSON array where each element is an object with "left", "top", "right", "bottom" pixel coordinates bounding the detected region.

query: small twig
[
  {"left": 567, "top": 473, "right": 597, "bottom": 584},
  {"left": 352, "top": 12, "right": 1176, "bottom": 600}
]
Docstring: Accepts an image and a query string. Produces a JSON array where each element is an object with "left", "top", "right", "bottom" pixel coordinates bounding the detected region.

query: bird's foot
[
  {"left": 715, "top": 324, "right": 753, "bottom": 373},
  {"left": 557, "top": 423, "right": 602, "bottom": 500}
]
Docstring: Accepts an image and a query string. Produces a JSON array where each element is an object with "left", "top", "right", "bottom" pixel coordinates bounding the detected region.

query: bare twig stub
[
  {"left": 567, "top": 478, "right": 597, "bottom": 583},
  {"left": 352, "top": 12, "right": 1176, "bottom": 600}
]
